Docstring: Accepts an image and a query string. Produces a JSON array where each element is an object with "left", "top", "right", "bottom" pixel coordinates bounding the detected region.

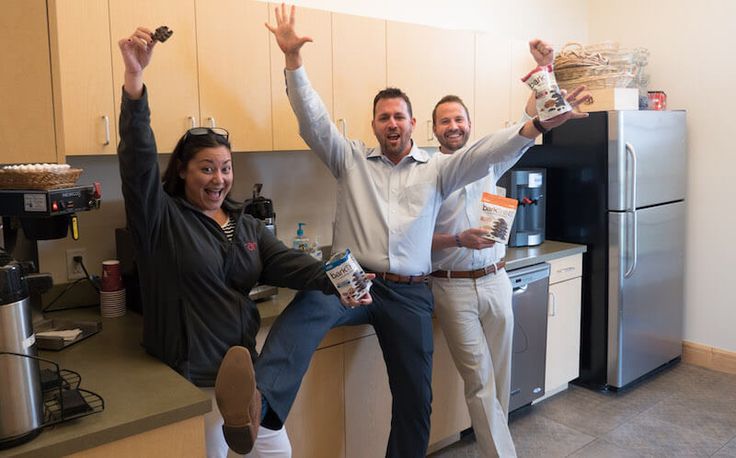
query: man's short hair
[
  {"left": 432, "top": 95, "right": 471, "bottom": 126},
  {"left": 373, "top": 88, "right": 413, "bottom": 118}
]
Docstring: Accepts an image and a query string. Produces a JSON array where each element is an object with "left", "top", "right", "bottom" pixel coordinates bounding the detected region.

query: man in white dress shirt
[
  {"left": 229, "top": 6, "right": 589, "bottom": 457},
  {"left": 429, "top": 41, "right": 585, "bottom": 457}
]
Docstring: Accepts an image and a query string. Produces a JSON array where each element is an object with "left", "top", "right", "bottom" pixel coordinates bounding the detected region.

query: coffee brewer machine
[
  {"left": 0, "top": 184, "right": 102, "bottom": 320},
  {"left": 244, "top": 183, "right": 276, "bottom": 236},
  {"left": 497, "top": 168, "right": 546, "bottom": 247},
  {"left": 244, "top": 183, "right": 279, "bottom": 300}
]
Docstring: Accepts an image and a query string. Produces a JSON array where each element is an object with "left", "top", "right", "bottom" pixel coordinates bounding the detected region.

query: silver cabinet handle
[
  {"left": 188, "top": 116, "right": 196, "bottom": 129},
  {"left": 337, "top": 118, "right": 347, "bottom": 136},
  {"left": 513, "top": 284, "right": 528, "bottom": 294},
  {"left": 556, "top": 266, "right": 576, "bottom": 274},
  {"left": 624, "top": 142, "right": 638, "bottom": 278},
  {"left": 426, "top": 120, "right": 433, "bottom": 142},
  {"left": 207, "top": 117, "right": 216, "bottom": 128},
  {"left": 548, "top": 291, "right": 557, "bottom": 316},
  {"left": 102, "top": 115, "right": 110, "bottom": 146}
]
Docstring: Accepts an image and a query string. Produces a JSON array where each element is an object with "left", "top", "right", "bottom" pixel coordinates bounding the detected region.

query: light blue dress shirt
[{"left": 286, "top": 67, "right": 533, "bottom": 276}]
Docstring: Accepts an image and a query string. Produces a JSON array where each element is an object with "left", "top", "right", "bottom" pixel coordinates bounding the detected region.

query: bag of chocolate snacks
[
  {"left": 479, "top": 193, "right": 518, "bottom": 245},
  {"left": 521, "top": 64, "right": 572, "bottom": 121}
]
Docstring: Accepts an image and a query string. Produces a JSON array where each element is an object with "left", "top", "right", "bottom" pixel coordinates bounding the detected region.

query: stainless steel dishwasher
[{"left": 508, "top": 262, "right": 550, "bottom": 412}]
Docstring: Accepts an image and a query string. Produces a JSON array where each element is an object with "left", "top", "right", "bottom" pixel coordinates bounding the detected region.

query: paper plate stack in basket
[
  {"left": 553, "top": 41, "right": 649, "bottom": 92},
  {"left": 0, "top": 164, "right": 82, "bottom": 190}
]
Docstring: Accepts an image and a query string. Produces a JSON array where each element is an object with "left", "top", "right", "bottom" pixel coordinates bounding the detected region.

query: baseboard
[{"left": 682, "top": 340, "right": 736, "bottom": 375}]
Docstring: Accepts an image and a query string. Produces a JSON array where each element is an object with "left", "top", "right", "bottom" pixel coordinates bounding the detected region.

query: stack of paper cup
[{"left": 100, "top": 260, "right": 126, "bottom": 318}]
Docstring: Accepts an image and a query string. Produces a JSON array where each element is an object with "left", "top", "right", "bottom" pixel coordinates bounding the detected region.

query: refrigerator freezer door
[
  {"left": 608, "top": 111, "right": 687, "bottom": 211},
  {"left": 607, "top": 201, "right": 685, "bottom": 388}
]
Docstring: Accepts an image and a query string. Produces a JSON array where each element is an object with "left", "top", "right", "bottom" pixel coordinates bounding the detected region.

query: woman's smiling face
[{"left": 180, "top": 145, "right": 233, "bottom": 217}]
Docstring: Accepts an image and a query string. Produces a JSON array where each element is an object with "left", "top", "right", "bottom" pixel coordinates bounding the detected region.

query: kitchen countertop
[
  {"left": 0, "top": 311, "right": 210, "bottom": 458},
  {"left": 0, "top": 240, "right": 584, "bottom": 457}
]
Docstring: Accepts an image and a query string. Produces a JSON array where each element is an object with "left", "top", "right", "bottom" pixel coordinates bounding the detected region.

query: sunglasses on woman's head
[{"left": 184, "top": 127, "right": 230, "bottom": 142}]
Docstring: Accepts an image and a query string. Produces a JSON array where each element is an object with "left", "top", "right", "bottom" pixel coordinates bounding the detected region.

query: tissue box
[{"left": 579, "top": 87, "right": 639, "bottom": 112}]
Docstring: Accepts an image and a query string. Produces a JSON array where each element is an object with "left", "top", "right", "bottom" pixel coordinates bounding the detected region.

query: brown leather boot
[{"left": 215, "top": 346, "right": 261, "bottom": 454}]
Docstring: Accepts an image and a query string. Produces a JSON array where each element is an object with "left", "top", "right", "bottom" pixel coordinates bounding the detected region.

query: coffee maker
[
  {"left": 497, "top": 168, "right": 546, "bottom": 247},
  {"left": 244, "top": 183, "right": 276, "bottom": 236},
  {"left": 0, "top": 184, "right": 102, "bottom": 334},
  {"left": 243, "top": 183, "right": 278, "bottom": 300}
]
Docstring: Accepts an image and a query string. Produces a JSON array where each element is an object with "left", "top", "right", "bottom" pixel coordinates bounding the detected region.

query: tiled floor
[{"left": 429, "top": 363, "right": 736, "bottom": 457}]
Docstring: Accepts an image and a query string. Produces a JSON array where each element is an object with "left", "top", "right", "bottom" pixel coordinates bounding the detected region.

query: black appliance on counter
[
  {"left": 244, "top": 183, "right": 276, "bottom": 237},
  {"left": 0, "top": 185, "right": 102, "bottom": 350},
  {"left": 497, "top": 168, "right": 546, "bottom": 247}
]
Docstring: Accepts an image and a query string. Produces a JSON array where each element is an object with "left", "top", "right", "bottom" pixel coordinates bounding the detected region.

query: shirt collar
[{"left": 367, "top": 140, "right": 430, "bottom": 164}]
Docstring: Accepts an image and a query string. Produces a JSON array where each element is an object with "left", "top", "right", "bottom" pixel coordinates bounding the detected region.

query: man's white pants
[
  {"left": 201, "top": 387, "right": 292, "bottom": 458},
  {"left": 431, "top": 270, "right": 517, "bottom": 458}
]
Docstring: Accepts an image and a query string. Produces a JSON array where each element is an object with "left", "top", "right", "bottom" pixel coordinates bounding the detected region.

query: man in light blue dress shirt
[{"left": 246, "top": 5, "right": 589, "bottom": 457}]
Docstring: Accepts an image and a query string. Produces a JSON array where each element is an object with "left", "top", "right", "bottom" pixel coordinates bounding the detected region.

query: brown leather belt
[
  {"left": 431, "top": 261, "right": 506, "bottom": 279},
  {"left": 371, "top": 272, "right": 429, "bottom": 284}
]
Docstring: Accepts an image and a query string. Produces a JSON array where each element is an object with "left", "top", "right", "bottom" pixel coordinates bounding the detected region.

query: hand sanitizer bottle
[{"left": 293, "top": 223, "right": 310, "bottom": 252}]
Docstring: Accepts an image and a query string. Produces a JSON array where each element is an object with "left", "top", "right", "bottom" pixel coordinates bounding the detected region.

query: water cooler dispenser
[{"left": 498, "top": 168, "right": 546, "bottom": 247}]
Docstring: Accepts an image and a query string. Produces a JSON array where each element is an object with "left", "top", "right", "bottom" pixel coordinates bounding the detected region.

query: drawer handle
[
  {"left": 548, "top": 292, "right": 556, "bottom": 316},
  {"left": 556, "top": 266, "right": 576, "bottom": 274},
  {"left": 101, "top": 115, "right": 110, "bottom": 146}
]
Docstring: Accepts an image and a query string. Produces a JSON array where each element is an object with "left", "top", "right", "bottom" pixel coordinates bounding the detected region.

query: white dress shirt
[
  {"left": 286, "top": 67, "right": 533, "bottom": 275},
  {"left": 432, "top": 112, "right": 534, "bottom": 272}
]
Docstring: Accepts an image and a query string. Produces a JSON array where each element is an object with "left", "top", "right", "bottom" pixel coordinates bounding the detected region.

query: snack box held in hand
[
  {"left": 479, "top": 193, "right": 518, "bottom": 245},
  {"left": 324, "top": 249, "right": 372, "bottom": 301}
]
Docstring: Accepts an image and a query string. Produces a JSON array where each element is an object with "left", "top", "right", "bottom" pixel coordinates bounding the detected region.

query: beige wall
[{"left": 587, "top": 1, "right": 735, "bottom": 352}]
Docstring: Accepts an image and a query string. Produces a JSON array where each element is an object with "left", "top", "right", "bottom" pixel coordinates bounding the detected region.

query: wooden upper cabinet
[
  {"left": 196, "top": 0, "right": 272, "bottom": 152},
  {"left": 474, "top": 33, "right": 512, "bottom": 143},
  {"left": 1, "top": 0, "right": 57, "bottom": 164},
  {"left": 332, "top": 14, "right": 386, "bottom": 148},
  {"left": 48, "top": 0, "right": 117, "bottom": 156},
  {"left": 269, "top": 6, "right": 333, "bottom": 151},
  {"left": 109, "top": 0, "right": 199, "bottom": 154},
  {"left": 387, "top": 23, "right": 475, "bottom": 148}
]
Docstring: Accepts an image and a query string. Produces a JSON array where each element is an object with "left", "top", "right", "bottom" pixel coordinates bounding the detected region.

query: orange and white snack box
[{"left": 479, "top": 192, "right": 518, "bottom": 245}]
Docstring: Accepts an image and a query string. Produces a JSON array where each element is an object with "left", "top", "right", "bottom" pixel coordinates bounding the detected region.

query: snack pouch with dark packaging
[{"left": 152, "top": 26, "right": 173, "bottom": 43}]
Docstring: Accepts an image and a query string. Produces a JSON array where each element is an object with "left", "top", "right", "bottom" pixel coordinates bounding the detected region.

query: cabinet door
[
  {"left": 429, "top": 319, "right": 471, "bottom": 446},
  {"left": 474, "top": 32, "right": 512, "bottom": 143},
  {"left": 196, "top": 0, "right": 272, "bottom": 152},
  {"left": 344, "top": 334, "right": 391, "bottom": 458},
  {"left": 545, "top": 276, "right": 582, "bottom": 392},
  {"left": 48, "top": 0, "right": 117, "bottom": 156},
  {"left": 270, "top": 6, "right": 332, "bottom": 151},
  {"left": 332, "top": 14, "right": 386, "bottom": 148},
  {"left": 286, "top": 345, "right": 345, "bottom": 458},
  {"left": 109, "top": 0, "right": 199, "bottom": 153},
  {"left": 1, "top": 0, "right": 57, "bottom": 163},
  {"left": 387, "top": 23, "right": 475, "bottom": 148}
]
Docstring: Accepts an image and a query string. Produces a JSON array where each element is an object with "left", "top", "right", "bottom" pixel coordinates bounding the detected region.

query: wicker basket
[
  {"left": 554, "top": 42, "right": 648, "bottom": 91},
  {"left": 0, "top": 168, "right": 83, "bottom": 190}
]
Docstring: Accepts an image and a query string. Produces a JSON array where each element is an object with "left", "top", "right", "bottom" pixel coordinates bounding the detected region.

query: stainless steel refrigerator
[{"left": 516, "top": 110, "right": 687, "bottom": 389}]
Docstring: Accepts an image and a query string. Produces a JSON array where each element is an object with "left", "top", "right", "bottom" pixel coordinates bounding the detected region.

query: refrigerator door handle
[
  {"left": 625, "top": 209, "right": 638, "bottom": 278},
  {"left": 624, "top": 142, "right": 639, "bottom": 278}
]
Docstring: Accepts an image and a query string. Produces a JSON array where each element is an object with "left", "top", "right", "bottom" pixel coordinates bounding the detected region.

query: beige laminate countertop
[{"left": 0, "top": 311, "right": 210, "bottom": 458}]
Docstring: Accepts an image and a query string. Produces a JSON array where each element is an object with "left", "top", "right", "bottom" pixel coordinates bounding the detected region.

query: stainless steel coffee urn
[{"left": 0, "top": 253, "right": 44, "bottom": 448}]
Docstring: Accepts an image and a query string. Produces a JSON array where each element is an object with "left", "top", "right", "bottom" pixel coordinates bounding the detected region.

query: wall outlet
[{"left": 66, "top": 248, "right": 87, "bottom": 280}]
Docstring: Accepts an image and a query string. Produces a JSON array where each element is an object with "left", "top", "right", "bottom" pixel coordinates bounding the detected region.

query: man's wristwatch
[{"left": 532, "top": 117, "right": 549, "bottom": 135}]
